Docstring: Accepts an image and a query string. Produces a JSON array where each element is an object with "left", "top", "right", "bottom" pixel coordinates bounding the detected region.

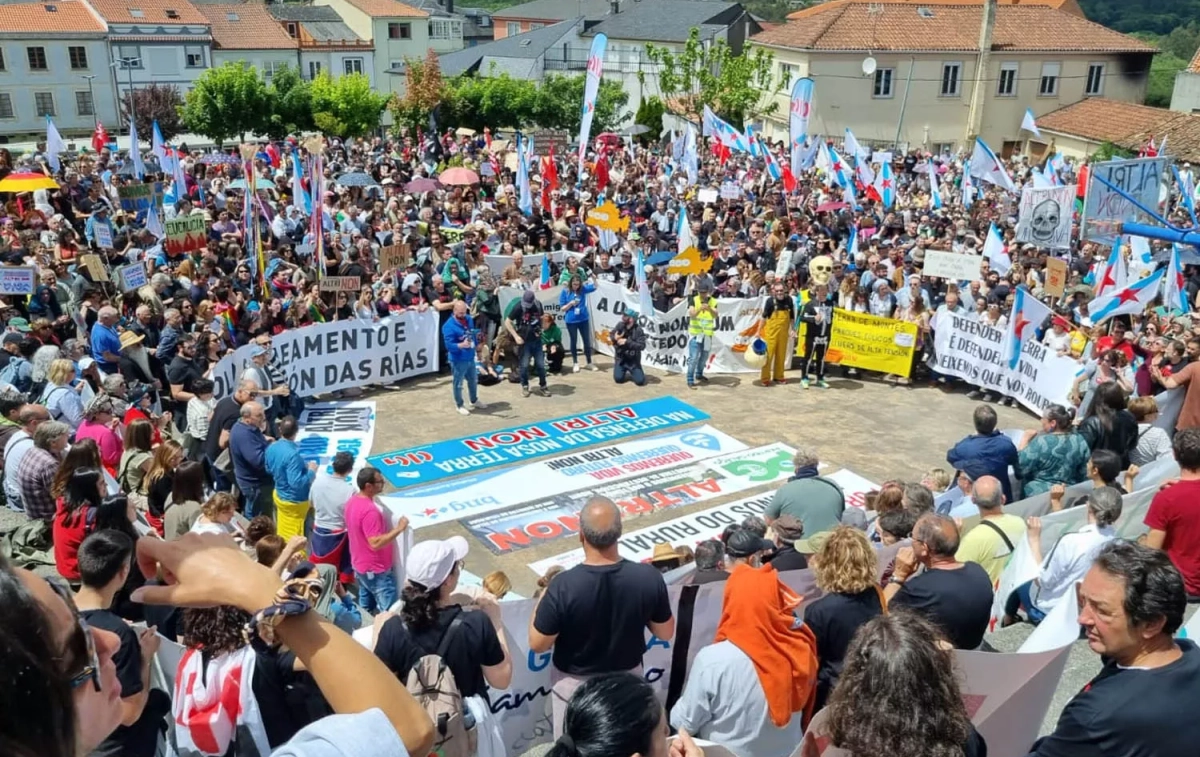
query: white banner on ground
[
  {"left": 379, "top": 426, "right": 747, "bottom": 529},
  {"left": 587, "top": 280, "right": 765, "bottom": 373},
  {"left": 528, "top": 468, "right": 879, "bottom": 574},
  {"left": 293, "top": 401, "right": 376, "bottom": 476},
  {"left": 922, "top": 250, "right": 983, "bottom": 281},
  {"left": 498, "top": 285, "right": 566, "bottom": 329},
  {"left": 932, "top": 313, "right": 1078, "bottom": 413},
  {"left": 211, "top": 311, "right": 439, "bottom": 399}
]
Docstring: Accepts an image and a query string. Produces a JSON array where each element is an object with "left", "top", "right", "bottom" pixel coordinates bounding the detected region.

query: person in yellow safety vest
[
  {"left": 687, "top": 279, "right": 718, "bottom": 389},
  {"left": 758, "top": 281, "right": 796, "bottom": 386}
]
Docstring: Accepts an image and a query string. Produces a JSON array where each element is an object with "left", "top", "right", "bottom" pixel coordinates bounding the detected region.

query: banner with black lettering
[
  {"left": 211, "top": 311, "right": 438, "bottom": 399},
  {"left": 932, "top": 313, "right": 1079, "bottom": 413}
]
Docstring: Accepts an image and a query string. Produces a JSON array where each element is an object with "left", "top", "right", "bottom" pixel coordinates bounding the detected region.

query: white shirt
[
  {"left": 670, "top": 640, "right": 803, "bottom": 757},
  {"left": 1042, "top": 329, "right": 1072, "bottom": 355},
  {"left": 311, "top": 471, "right": 356, "bottom": 530},
  {"left": 1032, "top": 523, "right": 1116, "bottom": 612},
  {"left": 3, "top": 430, "right": 34, "bottom": 506}
]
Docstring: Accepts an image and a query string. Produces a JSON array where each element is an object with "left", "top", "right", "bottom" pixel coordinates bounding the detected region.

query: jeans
[
  {"left": 451, "top": 359, "right": 479, "bottom": 407},
  {"left": 206, "top": 454, "right": 232, "bottom": 492},
  {"left": 240, "top": 482, "right": 275, "bottom": 520},
  {"left": 1004, "top": 580, "right": 1047, "bottom": 624},
  {"left": 566, "top": 321, "right": 593, "bottom": 364},
  {"left": 687, "top": 337, "right": 710, "bottom": 385},
  {"left": 520, "top": 339, "right": 547, "bottom": 388},
  {"left": 356, "top": 570, "right": 398, "bottom": 614},
  {"left": 613, "top": 363, "right": 645, "bottom": 386}
]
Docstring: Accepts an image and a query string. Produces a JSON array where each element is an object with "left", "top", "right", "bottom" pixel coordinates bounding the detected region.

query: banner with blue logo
[
  {"left": 294, "top": 401, "right": 376, "bottom": 476},
  {"left": 369, "top": 397, "right": 709, "bottom": 489}
]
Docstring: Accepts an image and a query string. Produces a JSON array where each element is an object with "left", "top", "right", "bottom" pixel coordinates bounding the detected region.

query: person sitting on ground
[
  {"left": 955, "top": 475, "right": 1026, "bottom": 584},
  {"left": 804, "top": 526, "right": 885, "bottom": 711},
  {"left": 189, "top": 492, "right": 242, "bottom": 540},
  {"left": 690, "top": 540, "right": 728, "bottom": 585},
  {"left": 946, "top": 404, "right": 1021, "bottom": 502},
  {"left": 670, "top": 551, "right": 818, "bottom": 757},
  {"left": 1029, "top": 541, "right": 1200, "bottom": 756},
  {"left": 612, "top": 307, "right": 647, "bottom": 386},
  {"left": 1144, "top": 428, "right": 1200, "bottom": 599},
  {"left": 877, "top": 508, "right": 916, "bottom": 546},
  {"left": 53, "top": 467, "right": 107, "bottom": 583},
  {"left": 1127, "top": 395, "right": 1173, "bottom": 467},
  {"left": 1003, "top": 486, "right": 1122, "bottom": 627},
  {"left": 885, "top": 513, "right": 994, "bottom": 650},
  {"left": 1084, "top": 448, "right": 1136, "bottom": 495},
  {"left": 1018, "top": 404, "right": 1090, "bottom": 496},
  {"left": 765, "top": 447, "right": 844, "bottom": 536},
  {"left": 541, "top": 313, "right": 565, "bottom": 375},
  {"left": 18, "top": 419, "right": 70, "bottom": 522},
  {"left": 163, "top": 460, "right": 205, "bottom": 540}
]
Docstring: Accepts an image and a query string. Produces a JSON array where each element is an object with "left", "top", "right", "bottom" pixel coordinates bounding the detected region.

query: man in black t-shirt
[
  {"left": 884, "top": 513, "right": 992, "bottom": 650},
  {"left": 529, "top": 496, "right": 675, "bottom": 737},
  {"left": 74, "top": 531, "right": 170, "bottom": 757},
  {"left": 166, "top": 334, "right": 204, "bottom": 420},
  {"left": 206, "top": 380, "right": 256, "bottom": 491},
  {"left": 1030, "top": 541, "right": 1200, "bottom": 757}
]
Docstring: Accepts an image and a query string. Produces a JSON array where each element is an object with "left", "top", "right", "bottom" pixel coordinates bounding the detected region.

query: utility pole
[
  {"left": 81, "top": 74, "right": 98, "bottom": 128},
  {"left": 964, "top": 0, "right": 997, "bottom": 145}
]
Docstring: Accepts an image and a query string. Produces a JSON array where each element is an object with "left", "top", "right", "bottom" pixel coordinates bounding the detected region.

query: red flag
[
  {"left": 541, "top": 145, "right": 559, "bottom": 212},
  {"left": 865, "top": 184, "right": 882, "bottom": 204},
  {"left": 91, "top": 122, "right": 110, "bottom": 152},
  {"left": 781, "top": 165, "right": 797, "bottom": 194},
  {"left": 1140, "top": 136, "right": 1158, "bottom": 158},
  {"left": 595, "top": 148, "right": 609, "bottom": 193}
]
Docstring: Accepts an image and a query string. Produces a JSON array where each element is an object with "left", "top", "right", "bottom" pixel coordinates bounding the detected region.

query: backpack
[
  {"left": 517, "top": 301, "right": 543, "bottom": 342},
  {"left": 0, "top": 356, "right": 30, "bottom": 393},
  {"left": 37, "top": 385, "right": 69, "bottom": 419},
  {"left": 406, "top": 615, "right": 477, "bottom": 757}
]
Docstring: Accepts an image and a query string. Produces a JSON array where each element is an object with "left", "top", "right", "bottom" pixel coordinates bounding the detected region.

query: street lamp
[
  {"left": 81, "top": 74, "right": 98, "bottom": 128},
  {"left": 113, "top": 57, "right": 142, "bottom": 133}
]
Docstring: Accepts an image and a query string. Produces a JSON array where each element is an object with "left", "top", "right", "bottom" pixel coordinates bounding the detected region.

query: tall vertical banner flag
[
  {"left": 1166, "top": 244, "right": 1188, "bottom": 313},
  {"left": 45, "top": 116, "right": 67, "bottom": 173},
  {"left": 789, "top": 78, "right": 814, "bottom": 169},
  {"left": 576, "top": 33, "right": 608, "bottom": 176},
  {"left": 1003, "top": 286, "right": 1052, "bottom": 369}
]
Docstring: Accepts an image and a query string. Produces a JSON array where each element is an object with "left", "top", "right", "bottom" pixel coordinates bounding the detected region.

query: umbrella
[
  {"left": 228, "top": 177, "right": 276, "bottom": 191},
  {"left": 335, "top": 171, "right": 377, "bottom": 187},
  {"left": 200, "top": 153, "right": 240, "bottom": 165},
  {"left": 405, "top": 177, "right": 440, "bottom": 193},
  {"left": 814, "top": 201, "right": 848, "bottom": 213},
  {"left": 621, "top": 124, "right": 651, "bottom": 136},
  {"left": 0, "top": 172, "right": 59, "bottom": 192},
  {"left": 438, "top": 167, "right": 479, "bottom": 186}
]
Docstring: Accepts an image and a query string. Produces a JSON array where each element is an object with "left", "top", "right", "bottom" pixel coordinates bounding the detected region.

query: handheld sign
[
  {"left": 119, "top": 261, "right": 148, "bottom": 292},
  {"left": 93, "top": 223, "right": 113, "bottom": 250},
  {"left": 319, "top": 276, "right": 361, "bottom": 293},
  {"left": 1044, "top": 257, "right": 1068, "bottom": 298},
  {"left": 379, "top": 244, "right": 409, "bottom": 272},
  {"left": 0, "top": 266, "right": 37, "bottom": 295},
  {"left": 667, "top": 247, "right": 713, "bottom": 276},
  {"left": 79, "top": 254, "right": 110, "bottom": 282},
  {"left": 586, "top": 201, "right": 630, "bottom": 233}
]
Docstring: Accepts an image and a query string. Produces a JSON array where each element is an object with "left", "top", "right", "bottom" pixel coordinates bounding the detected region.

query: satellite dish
[{"left": 862, "top": 57, "right": 877, "bottom": 76}]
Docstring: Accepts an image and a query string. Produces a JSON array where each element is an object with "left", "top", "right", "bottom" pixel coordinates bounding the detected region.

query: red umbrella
[
  {"left": 438, "top": 167, "right": 479, "bottom": 186},
  {"left": 595, "top": 133, "right": 622, "bottom": 147},
  {"left": 814, "top": 201, "right": 848, "bottom": 213},
  {"left": 405, "top": 177, "right": 440, "bottom": 193}
]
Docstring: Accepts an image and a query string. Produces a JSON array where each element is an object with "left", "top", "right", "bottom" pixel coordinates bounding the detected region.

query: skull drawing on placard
[
  {"left": 809, "top": 255, "right": 834, "bottom": 286},
  {"left": 1030, "top": 198, "right": 1060, "bottom": 243}
]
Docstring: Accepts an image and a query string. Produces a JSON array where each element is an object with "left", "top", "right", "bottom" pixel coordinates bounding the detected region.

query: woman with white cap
[{"left": 373, "top": 536, "right": 512, "bottom": 755}]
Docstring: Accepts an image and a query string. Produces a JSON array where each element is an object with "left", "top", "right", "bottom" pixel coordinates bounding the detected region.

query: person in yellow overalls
[{"left": 759, "top": 280, "right": 795, "bottom": 386}]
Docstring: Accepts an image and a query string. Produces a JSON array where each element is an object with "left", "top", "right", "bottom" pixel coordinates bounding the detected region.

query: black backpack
[{"left": 518, "top": 300, "right": 543, "bottom": 342}]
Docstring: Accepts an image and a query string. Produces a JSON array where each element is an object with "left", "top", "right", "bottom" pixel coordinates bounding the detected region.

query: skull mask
[
  {"left": 809, "top": 254, "right": 834, "bottom": 286},
  {"left": 1029, "top": 199, "right": 1060, "bottom": 243}
]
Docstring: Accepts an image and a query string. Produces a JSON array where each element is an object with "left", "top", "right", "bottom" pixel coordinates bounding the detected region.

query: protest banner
[
  {"left": 381, "top": 426, "right": 748, "bottom": 529},
  {"left": 824, "top": 308, "right": 918, "bottom": 376},
  {"left": 118, "top": 261, "right": 148, "bottom": 292},
  {"left": 211, "top": 309, "right": 438, "bottom": 400},
  {"left": 1082, "top": 157, "right": 1166, "bottom": 243},
  {"left": 529, "top": 467, "right": 878, "bottom": 574},
  {"left": 1016, "top": 185, "right": 1075, "bottom": 250},
  {"left": 378, "top": 244, "right": 408, "bottom": 271},
  {"left": 484, "top": 252, "right": 563, "bottom": 281},
  {"left": 589, "top": 280, "right": 763, "bottom": 373},
  {"left": 498, "top": 285, "right": 565, "bottom": 329},
  {"left": 93, "top": 223, "right": 113, "bottom": 250},
  {"left": 697, "top": 188, "right": 719, "bottom": 204},
  {"left": 79, "top": 254, "right": 110, "bottom": 282},
  {"left": 369, "top": 397, "right": 709, "bottom": 489},
  {"left": 117, "top": 182, "right": 162, "bottom": 213},
  {"left": 923, "top": 250, "right": 983, "bottom": 281},
  {"left": 720, "top": 183, "right": 741, "bottom": 199},
  {"left": 464, "top": 443, "right": 798, "bottom": 555},
  {"left": 293, "top": 401, "right": 376, "bottom": 476},
  {"left": 529, "top": 128, "right": 570, "bottom": 154},
  {"left": 0, "top": 266, "right": 37, "bottom": 295},
  {"left": 1044, "top": 257, "right": 1068, "bottom": 298},
  {"left": 318, "top": 276, "right": 361, "bottom": 293},
  {"left": 164, "top": 213, "right": 207, "bottom": 255},
  {"left": 932, "top": 313, "right": 1078, "bottom": 413}
]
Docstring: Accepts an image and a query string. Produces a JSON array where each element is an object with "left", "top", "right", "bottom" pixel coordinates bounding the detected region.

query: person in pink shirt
[
  {"left": 344, "top": 466, "right": 409, "bottom": 613},
  {"left": 74, "top": 395, "right": 123, "bottom": 476}
]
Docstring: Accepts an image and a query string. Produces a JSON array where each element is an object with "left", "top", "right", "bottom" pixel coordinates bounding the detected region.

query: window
[
  {"left": 1086, "top": 62, "right": 1105, "bottom": 96},
  {"left": 286, "top": 22, "right": 298, "bottom": 37},
  {"left": 27, "top": 46, "right": 47, "bottom": 71},
  {"left": 128, "top": 7, "right": 143, "bottom": 17},
  {"left": 308, "top": 60, "right": 322, "bottom": 79},
  {"left": 69, "top": 46, "right": 88, "bottom": 69},
  {"left": 118, "top": 46, "right": 142, "bottom": 67},
  {"left": 873, "top": 67, "right": 894, "bottom": 98},
  {"left": 34, "top": 92, "right": 54, "bottom": 117},
  {"left": 225, "top": 12, "right": 238, "bottom": 21},
  {"left": 529, "top": 22, "right": 544, "bottom": 29},
  {"left": 779, "top": 62, "right": 797, "bottom": 86},
  {"left": 343, "top": 57, "right": 363, "bottom": 75},
  {"left": 185, "top": 45, "right": 204, "bottom": 68},
  {"left": 933, "top": 142, "right": 954, "bottom": 156},
  {"left": 165, "top": 8, "right": 179, "bottom": 19},
  {"left": 0, "top": 93, "right": 13, "bottom": 119},
  {"left": 390, "top": 59, "right": 403, "bottom": 70},
  {"left": 76, "top": 90, "right": 94, "bottom": 116},
  {"left": 506, "top": 21, "right": 520, "bottom": 36},
  {"left": 388, "top": 22, "right": 410, "bottom": 39},
  {"left": 263, "top": 61, "right": 282, "bottom": 79},
  {"left": 940, "top": 62, "right": 961, "bottom": 97},
  {"left": 1039, "top": 62, "right": 1060, "bottom": 96},
  {"left": 997, "top": 61, "right": 1017, "bottom": 97},
  {"left": 0, "top": 48, "right": 6, "bottom": 71},
  {"left": 430, "top": 19, "right": 458, "bottom": 39}
]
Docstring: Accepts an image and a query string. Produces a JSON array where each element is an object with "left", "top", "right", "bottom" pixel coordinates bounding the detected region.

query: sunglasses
[{"left": 47, "top": 579, "right": 101, "bottom": 692}]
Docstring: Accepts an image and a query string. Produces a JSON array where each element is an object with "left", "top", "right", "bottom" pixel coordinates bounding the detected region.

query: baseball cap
[
  {"left": 7, "top": 317, "right": 31, "bottom": 332},
  {"left": 771, "top": 515, "right": 805, "bottom": 543},
  {"left": 406, "top": 536, "right": 469, "bottom": 589},
  {"left": 2, "top": 332, "right": 24, "bottom": 347},
  {"left": 249, "top": 345, "right": 268, "bottom": 357},
  {"left": 725, "top": 528, "right": 773, "bottom": 558}
]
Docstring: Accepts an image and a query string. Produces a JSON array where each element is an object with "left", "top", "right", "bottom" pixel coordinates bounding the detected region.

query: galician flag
[
  {"left": 128, "top": 118, "right": 146, "bottom": 179},
  {"left": 1003, "top": 286, "right": 1052, "bottom": 369},
  {"left": 848, "top": 225, "right": 859, "bottom": 258},
  {"left": 1165, "top": 244, "right": 1189, "bottom": 313},
  {"left": 929, "top": 164, "right": 943, "bottom": 209},
  {"left": 151, "top": 121, "right": 168, "bottom": 162},
  {"left": 1095, "top": 237, "right": 1128, "bottom": 296},
  {"left": 539, "top": 254, "right": 552, "bottom": 290},
  {"left": 983, "top": 222, "right": 1011, "bottom": 275},
  {"left": 873, "top": 161, "right": 895, "bottom": 208},
  {"left": 1088, "top": 268, "right": 1165, "bottom": 323},
  {"left": 962, "top": 170, "right": 975, "bottom": 209},
  {"left": 1021, "top": 108, "right": 1041, "bottom": 138},
  {"left": 969, "top": 138, "right": 1016, "bottom": 192}
]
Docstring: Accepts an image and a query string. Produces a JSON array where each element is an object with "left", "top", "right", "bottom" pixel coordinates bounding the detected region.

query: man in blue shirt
[
  {"left": 230, "top": 400, "right": 273, "bottom": 519},
  {"left": 443, "top": 300, "right": 485, "bottom": 415},
  {"left": 89, "top": 306, "right": 123, "bottom": 372},
  {"left": 266, "top": 415, "right": 318, "bottom": 540},
  {"left": 946, "top": 405, "right": 1021, "bottom": 502}
]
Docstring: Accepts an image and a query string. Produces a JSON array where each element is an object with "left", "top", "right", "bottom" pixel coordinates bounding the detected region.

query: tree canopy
[
  {"left": 310, "top": 72, "right": 390, "bottom": 139},
  {"left": 181, "top": 62, "right": 268, "bottom": 145},
  {"left": 123, "top": 83, "right": 184, "bottom": 142},
  {"left": 264, "top": 65, "right": 315, "bottom": 140}
]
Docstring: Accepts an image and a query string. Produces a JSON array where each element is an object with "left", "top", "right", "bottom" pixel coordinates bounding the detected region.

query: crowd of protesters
[{"left": 2, "top": 113, "right": 1200, "bottom": 757}]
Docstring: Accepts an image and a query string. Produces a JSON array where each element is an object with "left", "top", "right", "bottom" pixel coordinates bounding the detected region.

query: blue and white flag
[
  {"left": 291, "top": 150, "right": 311, "bottom": 214},
  {"left": 1021, "top": 108, "right": 1041, "bottom": 138},
  {"left": 969, "top": 138, "right": 1015, "bottom": 192},
  {"left": 1088, "top": 268, "right": 1165, "bottom": 323},
  {"left": 128, "top": 118, "right": 146, "bottom": 179},
  {"left": 1003, "top": 286, "right": 1052, "bottom": 369},
  {"left": 151, "top": 121, "right": 168, "bottom": 162},
  {"left": 517, "top": 135, "right": 533, "bottom": 215},
  {"left": 929, "top": 164, "right": 943, "bottom": 209},
  {"left": 683, "top": 124, "right": 698, "bottom": 186}
]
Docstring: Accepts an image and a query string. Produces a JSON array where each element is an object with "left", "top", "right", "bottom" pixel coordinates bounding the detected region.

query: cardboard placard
[
  {"left": 1044, "top": 257, "right": 1068, "bottom": 298},
  {"left": 379, "top": 244, "right": 408, "bottom": 272},
  {"left": 922, "top": 250, "right": 983, "bottom": 281},
  {"left": 118, "top": 261, "right": 148, "bottom": 292},
  {"left": 117, "top": 182, "right": 163, "bottom": 213},
  {"left": 0, "top": 266, "right": 38, "bottom": 295},
  {"left": 93, "top": 223, "right": 113, "bottom": 250},
  {"left": 319, "top": 276, "right": 361, "bottom": 293},
  {"left": 79, "top": 254, "right": 110, "bottom": 282},
  {"left": 164, "top": 214, "right": 207, "bottom": 255},
  {"left": 697, "top": 188, "right": 719, "bottom": 204}
]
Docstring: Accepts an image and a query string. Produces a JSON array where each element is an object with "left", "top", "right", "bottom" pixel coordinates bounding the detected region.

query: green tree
[
  {"left": 1093, "top": 141, "right": 1136, "bottom": 161},
  {"left": 391, "top": 49, "right": 450, "bottom": 136},
  {"left": 449, "top": 73, "right": 540, "bottom": 131},
  {"left": 532, "top": 74, "right": 628, "bottom": 133},
  {"left": 181, "top": 62, "right": 268, "bottom": 145},
  {"left": 634, "top": 96, "right": 666, "bottom": 142},
  {"left": 642, "top": 28, "right": 782, "bottom": 127},
  {"left": 310, "top": 72, "right": 390, "bottom": 139},
  {"left": 264, "top": 65, "right": 314, "bottom": 140},
  {"left": 123, "top": 83, "right": 185, "bottom": 142},
  {"left": 1146, "top": 51, "right": 1186, "bottom": 107}
]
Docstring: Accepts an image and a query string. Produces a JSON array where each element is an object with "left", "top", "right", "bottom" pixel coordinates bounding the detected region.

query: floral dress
[{"left": 1018, "top": 432, "right": 1091, "bottom": 496}]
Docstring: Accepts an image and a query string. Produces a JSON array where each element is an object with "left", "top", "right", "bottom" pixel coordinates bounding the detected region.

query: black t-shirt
[
  {"left": 166, "top": 356, "right": 203, "bottom": 395},
  {"left": 803, "top": 588, "right": 885, "bottom": 709},
  {"left": 890, "top": 563, "right": 993, "bottom": 650},
  {"left": 533, "top": 560, "right": 673, "bottom": 675},
  {"left": 690, "top": 569, "right": 729, "bottom": 585},
  {"left": 205, "top": 396, "right": 242, "bottom": 461},
  {"left": 1030, "top": 640, "right": 1200, "bottom": 757},
  {"left": 82, "top": 609, "right": 165, "bottom": 757},
  {"left": 374, "top": 607, "right": 504, "bottom": 700},
  {"left": 768, "top": 545, "right": 808, "bottom": 573}
]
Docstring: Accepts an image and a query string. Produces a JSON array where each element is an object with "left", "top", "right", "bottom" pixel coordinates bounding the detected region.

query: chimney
[{"left": 610, "top": 0, "right": 619, "bottom": 14}]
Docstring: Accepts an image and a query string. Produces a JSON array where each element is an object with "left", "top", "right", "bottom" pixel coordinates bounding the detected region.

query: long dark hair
[
  {"left": 546, "top": 672, "right": 661, "bottom": 757},
  {"left": 0, "top": 552, "right": 79, "bottom": 757},
  {"left": 172, "top": 461, "right": 205, "bottom": 504},
  {"left": 1085, "top": 381, "right": 1127, "bottom": 433},
  {"left": 93, "top": 495, "right": 137, "bottom": 543},
  {"left": 826, "top": 611, "right": 972, "bottom": 757},
  {"left": 51, "top": 438, "right": 102, "bottom": 499},
  {"left": 62, "top": 468, "right": 104, "bottom": 528}
]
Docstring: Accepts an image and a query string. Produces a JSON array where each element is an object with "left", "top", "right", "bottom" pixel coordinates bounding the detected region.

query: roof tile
[
  {"left": 194, "top": 1, "right": 296, "bottom": 49},
  {"left": 1038, "top": 98, "right": 1200, "bottom": 162},
  {"left": 0, "top": 0, "right": 106, "bottom": 33},
  {"left": 341, "top": 0, "right": 428, "bottom": 18},
  {"left": 787, "top": 0, "right": 1082, "bottom": 21},
  {"left": 87, "top": 0, "right": 209, "bottom": 24}
]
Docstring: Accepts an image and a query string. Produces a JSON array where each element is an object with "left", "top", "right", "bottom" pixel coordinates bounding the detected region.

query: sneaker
[
  {"left": 586, "top": 363, "right": 599, "bottom": 371},
  {"left": 522, "top": 386, "right": 531, "bottom": 398},
  {"left": 470, "top": 401, "right": 486, "bottom": 411},
  {"left": 537, "top": 386, "right": 550, "bottom": 397},
  {"left": 818, "top": 380, "right": 831, "bottom": 389},
  {"left": 698, "top": 376, "right": 710, "bottom": 384},
  {"left": 689, "top": 383, "right": 698, "bottom": 390},
  {"left": 800, "top": 378, "right": 810, "bottom": 389},
  {"left": 884, "top": 374, "right": 899, "bottom": 384},
  {"left": 967, "top": 390, "right": 983, "bottom": 400},
  {"left": 456, "top": 406, "right": 470, "bottom": 416},
  {"left": 897, "top": 377, "right": 911, "bottom": 386},
  {"left": 572, "top": 363, "right": 581, "bottom": 373},
  {"left": 981, "top": 392, "right": 996, "bottom": 403},
  {"left": 776, "top": 378, "right": 788, "bottom": 385}
]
